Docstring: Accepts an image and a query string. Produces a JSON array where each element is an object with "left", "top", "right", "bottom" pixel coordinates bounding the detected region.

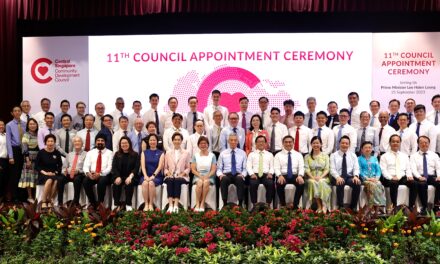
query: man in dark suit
[
  {"left": 388, "top": 99, "right": 400, "bottom": 131},
  {"left": 98, "top": 114, "right": 114, "bottom": 151},
  {"left": 326, "top": 101, "right": 340, "bottom": 129}
]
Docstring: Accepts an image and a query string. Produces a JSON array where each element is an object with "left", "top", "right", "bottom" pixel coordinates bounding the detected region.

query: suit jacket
[
  {"left": 164, "top": 149, "right": 191, "bottom": 181},
  {"left": 326, "top": 114, "right": 340, "bottom": 129},
  {"left": 245, "top": 130, "right": 270, "bottom": 155},
  {"left": 99, "top": 127, "right": 113, "bottom": 151},
  {"left": 111, "top": 151, "right": 140, "bottom": 182},
  {"left": 388, "top": 113, "right": 399, "bottom": 131}
]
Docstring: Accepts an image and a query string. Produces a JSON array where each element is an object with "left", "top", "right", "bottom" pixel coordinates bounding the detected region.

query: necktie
[
  {"left": 65, "top": 129, "right": 70, "bottom": 153},
  {"left": 361, "top": 128, "right": 366, "bottom": 146},
  {"left": 416, "top": 123, "right": 421, "bottom": 137},
  {"left": 336, "top": 125, "right": 344, "bottom": 150},
  {"left": 85, "top": 129, "right": 91, "bottom": 151},
  {"left": 379, "top": 127, "right": 384, "bottom": 143},
  {"left": 370, "top": 116, "right": 375, "bottom": 127},
  {"left": 232, "top": 128, "right": 240, "bottom": 149},
  {"left": 317, "top": 127, "right": 322, "bottom": 138},
  {"left": 408, "top": 113, "right": 412, "bottom": 126},
  {"left": 26, "top": 114, "right": 30, "bottom": 121},
  {"left": 270, "top": 124, "right": 276, "bottom": 153},
  {"left": 155, "top": 110, "right": 160, "bottom": 134},
  {"left": 70, "top": 152, "right": 79, "bottom": 179},
  {"left": 400, "top": 130, "right": 404, "bottom": 138},
  {"left": 341, "top": 153, "right": 348, "bottom": 178},
  {"left": 389, "top": 114, "right": 395, "bottom": 126},
  {"left": 214, "top": 126, "right": 221, "bottom": 151},
  {"left": 242, "top": 113, "right": 247, "bottom": 131},
  {"left": 48, "top": 128, "right": 53, "bottom": 135},
  {"left": 348, "top": 108, "right": 352, "bottom": 125},
  {"left": 436, "top": 111, "right": 439, "bottom": 126},
  {"left": 138, "top": 132, "right": 142, "bottom": 153},
  {"left": 287, "top": 151, "right": 293, "bottom": 179},
  {"left": 329, "top": 116, "right": 334, "bottom": 128},
  {"left": 423, "top": 152, "right": 428, "bottom": 179},
  {"left": 308, "top": 113, "right": 313, "bottom": 129},
  {"left": 258, "top": 151, "right": 264, "bottom": 177},
  {"left": 284, "top": 115, "right": 289, "bottom": 127},
  {"left": 120, "top": 111, "right": 124, "bottom": 117},
  {"left": 294, "top": 127, "right": 300, "bottom": 152},
  {"left": 395, "top": 152, "right": 400, "bottom": 176},
  {"left": 95, "top": 150, "right": 102, "bottom": 174},
  {"left": 123, "top": 130, "right": 128, "bottom": 137},
  {"left": 17, "top": 121, "right": 23, "bottom": 140},
  {"left": 261, "top": 112, "right": 265, "bottom": 127},
  {"left": 231, "top": 150, "right": 237, "bottom": 175},
  {"left": 193, "top": 112, "right": 197, "bottom": 133}
]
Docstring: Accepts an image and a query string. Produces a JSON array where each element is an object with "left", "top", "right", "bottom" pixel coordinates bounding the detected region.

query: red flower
[
  {"left": 279, "top": 235, "right": 302, "bottom": 252},
  {"left": 257, "top": 225, "right": 271, "bottom": 236},
  {"left": 203, "top": 231, "right": 214, "bottom": 244},
  {"left": 175, "top": 247, "right": 190, "bottom": 256},
  {"left": 145, "top": 238, "right": 155, "bottom": 247},
  {"left": 207, "top": 243, "right": 217, "bottom": 253}
]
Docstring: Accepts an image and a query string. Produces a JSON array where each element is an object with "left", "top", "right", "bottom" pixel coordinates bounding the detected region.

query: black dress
[{"left": 35, "top": 149, "right": 63, "bottom": 185}]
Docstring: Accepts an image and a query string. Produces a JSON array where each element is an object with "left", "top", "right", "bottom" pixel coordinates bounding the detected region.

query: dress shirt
[
  {"left": 304, "top": 111, "right": 318, "bottom": 129},
  {"left": 6, "top": 119, "right": 27, "bottom": 158},
  {"left": 93, "top": 115, "right": 104, "bottom": 131},
  {"left": 330, "top": 150, "right": 360, "bottom": 179},
  {"left": 280, "top": 114, "right": 294, "bottom": 129},
  {"left": 32, "top": 111, "right": 47, "bottom": 129},
  {"left": 266, "top": 122, "right": 289, "bottom": 152},
  {"left": 326, "top": 114, "right": 340, "bottom": 129},
  {"left": 112, "top": 129, "right": 132, "bottom": 152},
  {"left": 332, "top": 124, "right": 357, "bottom": 152},
  {"left": 54, "top": 112, "right": 69, "bottom": 129},
  {"left": 162, "top": 126, "right": 189, "bottom": 152},
  {"left": 358, "top": 155, "right": 381, "bottom": 180},
  {"left": 256, "top": 110, "right": 271, "bottom": 129},
  {"left": 63, "top": 150, "right": 87, "bottom": 174},
  {"left": 37, "top": 126, "right": 56, "bottom": 150},
  {"left": 348, "top": 105, "right": 362, "bottom": 129},
  {"left": 187, "top": 132, "right": 209, "bottom": 157},
  {"left": 429, "top": 125, "right": 440, "bottom": 153},
  {"left": 409, "top": 119, "right": 434, "bottom": 138},
  {"left": 142, "top": 108, "right": 163, "bottom": 135},
  {"left": 274, "top": 149, "right": 304, "bottom": 176},
  {"left": 110, "top": 109, "right": 127, "bottom": 131},
  {"left": 71, "top": 115, "right": 84, "bottom": 131},
  {"left": 288, "top": 125, "right": 313, "bottom": 154},
  {"left": 208, "top": 124, "right": 222, "bottom": 153},
  {"left": 245, "top": 130, "right": 270, "bottom": 154},
  {"left": 128, "top": 112, "right": 142, "bottom": 131},
  {"left": 394, "top": 128, "right": 417, "bottom": 156},
  {"left": 219, "top": 126, "right": 245, "bottom": 152},
  {"left": 83, "top": 148, "right": 113, "bottom": 176},
  {"left": 20, "top": 112, "right": 32, "bottom": 124},
  {"left": 184, "top": 111, "right": 204, "bottom": 134},
  {"left": 129, "top": 130, "right": 147, "bottom": 153},
  {"left": 0, "top": 133, "right": 7, "bottom": 158},
  {"left": 237, "top": 111, "right": 253, "bottom": 131},
  {"left": 246, "top": 150, "right": 274, "bottom": 176},
  {"left": 216, "top": 148, "right": 247, "bottom": 176},
  {"left": 356, "top": 126, "right": 379, "bottom": 154},
  {"left": 312, "top": 126, "right": 335, "bottom": 155},
  {"left": 406, "top": 112, "right": 416, "bottom": 125},
  {"left": 378, "top": 125, "right": 396, "bottom": 152},
  {"left": 160, "top": 111, "right": 180, "bottom": 132},
  {"left": 369, "top": 113, "right": 380, "bottom": 128},
  {"left": 427, "top": 110, "right": 440, "bottom": 125},
  {"left": 203, "top": 105, "right": 229, "bottom": 127},
  {"left": 410, "top": 150, "right": 440, "bottom": 179},
  {"left": 55, "top": 128, "right": 77, "bottom": 156},
  {"left": 379, "top": 151, "right": 412, "bottom": 180},
  {"left": 76, "top": 128, "right": 98, "bottom": 151}
]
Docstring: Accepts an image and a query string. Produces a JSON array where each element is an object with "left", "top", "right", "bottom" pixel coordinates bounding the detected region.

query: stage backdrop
[{"left": 23, "top": 33, "right": 440, "bottom": 116}]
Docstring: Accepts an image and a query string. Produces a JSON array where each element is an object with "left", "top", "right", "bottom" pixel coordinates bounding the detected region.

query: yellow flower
[
  {"left": 349, "top": 224, "right": 356, "bottom": 228},
  {"left": 87, "top": 227, "right": 93, "bottom": 232},
  {"left": 360, "top": 234, "right": 367, "bottom": 239},
  {"left": 84, "top": 229, "right": 89, "bottom": 233},
  {"left": 68, "top": 225, "right": 73, "bottom": 229},
  {"left": 68, "top": 239, "right": 73, "bottom": 244},
  {"left": 85, "top": 223, "right": 92, "bottom": 228},
  {"left": 380, "top": 228, "right": 387, "bottom": 234},
  {"left": 91, "top": 233, "right": 97, "bottom": 238},
  {"left": 429, "top": 232, "right": 433, "bottom": 236},
  {"left": 70, "top": 221, "right": 75, "bottom": 224},
  {"left": 406, "top": 230, "right": 412, "bottom": 234},
  {"left": 363, "top": 228, "right": 368, "bottom": 232},
  {"left": 401, "top": 230, "right": 406, "bottom": 234},
  {"left": 94, "top": 223, "right": 103, "bottom": 228},
  {"left": 77, "top": 221, "right": 81, "bottom": 224},
  {"left": 393, "top": 242, "right": 399, "bottom": 248}
]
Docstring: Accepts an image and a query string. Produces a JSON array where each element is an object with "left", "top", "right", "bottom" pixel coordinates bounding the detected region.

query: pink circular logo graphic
[{"left": 31, "top": 58, "right": 53, "bottom": 84}]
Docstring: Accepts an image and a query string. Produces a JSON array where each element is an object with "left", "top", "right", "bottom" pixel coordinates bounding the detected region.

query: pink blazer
[{"left": 164, "top": 149, "right": 191, "bottom": 181}]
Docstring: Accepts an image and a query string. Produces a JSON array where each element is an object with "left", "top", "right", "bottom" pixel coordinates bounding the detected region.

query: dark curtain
[{"left": 1, "top": 0, "right": 439, "bottom": 120}]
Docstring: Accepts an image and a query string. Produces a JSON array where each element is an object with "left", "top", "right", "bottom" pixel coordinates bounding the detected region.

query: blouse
[
  {"left": 35, "top": 149, "right": 63, "bottom": 175},
  {"left": 358, "top": 155, "right": 381, "bottom": 180},
  {"left": 191, "top": 152, "right": 216, "bottom": 176},
  {"left": 22, "top": 132, "right": 39, "bottom": 156},
  {"left": 304, "top": 153, "right": 330, "bottom": 177}
]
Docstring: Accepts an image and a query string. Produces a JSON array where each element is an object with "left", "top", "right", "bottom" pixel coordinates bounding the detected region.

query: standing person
[
  {"left": 129, "top": 118, "right": 147, "bottom": 154},
  {"left": 54, "top": 100, "right": 70, "bottom": 129},
  {"left": 191, "top": 136, "right": 217, "bottom": 212},
  {"left": 203, "top": 90, "right": 229, "bottom": 127},
  {"left": 0, "top": 120, "right": 9, "bottom": 201},
  {"left": 347, "top": 92, "right": 362, "bottom": 129},
  {"left": 6, "top": 106, "right": 27, "bottom": 202},
  {"left": 37, "top": 112, "right": 56, "bottom": 150},
  {"left": 377, "top": 111, "right": 397, "bottom": 158},
  {"left": 369, "top": 100, "right": 381, "bottom": 128},
  {"left": 219, "top": 112, "right": 245, "bottom": 152},
  {"left": 111, "top": 137, "right": 139, "bottom": 211},
  {"left": 304, "top": 136, "right": 331, "bottom": 213},
  {"left": 99, "top": 114, "right": 114, "bottom": 151},
  {"left": 256, "top": 97, "right": 271, "bottom": 129},
  {"left": 355, "top": 111, "right": 378, "bottom": 156},
  {"left": 288, "top": 111, "right": 313, "bottom": 156},
  {"left": 304, "top": 97, "right": 318, "bottom": 129},
  {"left": 142, "top": 93, "right": 163, "bottom": 135},
  {"left": 161, "top": 97, "right": 180, "bottom": 131},
  {"left": 427, "top": 94, "right": 440, "bottom": 125},
  {"left": 77, "top": 114, "right": 98, "bottom": 151},
  {"left": 58, "top": 136, "right": 87, "bottom": 206},
  {"left": 280, "top": 99, "right": 295, "bottom": 129},
  {"left": 388, "top": 99, "right": 400, "bottom": 131},
  {"left": 409, "top": 104, "right": 435, "bottom": 138},
  {"left": 187, "top": 119, "right": 207, "bottom": 158},
  {"left": 246, "top": 135, "right": 274, "bottom": 209},
  {"left": 33, "top": 98, "right": 51, "bottom": 129},
  {"left": 404, "top": 98, "right": 416, "bottom": 126},
  {"left": 112, "top": 116, "right": 131, "bottom": 152},
  {"left": 333, "top": 109, "right": 357, "bottom": 153},
  {"left": 313, "top": 111, "right": 335, "bottom": 155},
  {"left": 358, "top": 141, "right": 385, "bottom": 209},
  {"left": 163, "top": 133, "right": 191, "bottom": 213},
  {"left": 55, "top": 114, "right": 77, "bottom": 157},
  {"left": 93, "top": 102, "right": 106, "bottom": 131},
  {"left": 184, "top": 96, "right": 204, "bottom": 134},
  {"left": 35, "top": 134, "right": 63, "bottom": 208},
  {"left": 274, "top": 135, "right": 305, "bottom": 209},
  {"left": 162, "top": 113, "right": 189, "bottom": 152},
  {"left": 140, "top": 133, "right": 164, "bottom": 211},
  {"left": 142, "top": 121, "right": 164, "bottom": 151},
  {"left": 395, "top": 113, "right": 418, "bottom": 156},
  {"left": 330, "top": 135, "right": 361, "bottom": 211},
  {"left": 72, "top": 101, "right": 86, "bottom": 131},
  {"left": 245, "top": 114, "right": 269, "bottom": 155},
  {"left": 237, "top": 97, "right": 253, "bottom": 132},
  {"left": 18, "top": 118, "right": 39, "bottom": 203},
  {"left": 208, "top": 110, "right": 223, "bottom": 159},
  {"left": 128, "top": 100, "right": 143, "bottom": 131},
  {"left": 20, "top": 100, "right": 32, "bottom": 123},
  {"left": 326, "top": 101, "right": 340, "bottom": 129},
  {"left": 110, "top": 97, "right": 127, "bottom": 131},
  {"left": 266, "top": 107, "right": 288, "bottom": 155}
]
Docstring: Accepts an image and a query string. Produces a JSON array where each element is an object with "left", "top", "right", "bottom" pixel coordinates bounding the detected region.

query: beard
[{"left": 96, "top": 144, "right": 105, "bottom": 150}]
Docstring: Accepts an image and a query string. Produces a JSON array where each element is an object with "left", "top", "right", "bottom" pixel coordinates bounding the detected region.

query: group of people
[{"left": 1, "top": 90, "right": 440, "bottom": 214}]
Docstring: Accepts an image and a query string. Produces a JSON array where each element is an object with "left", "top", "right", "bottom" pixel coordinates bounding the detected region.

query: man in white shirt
[
  {"left": 326, "top": 101, "right": 339, "bottom": 129},
  {"left": 110, "top": 97, "right": 127, "bottom": 131},
  {"left": 356, "top": 111, "right": 378, "bottom": 155},
  {"left": 208, "top": 110, "right": 223, "bottom": 158},
  {"left": 288, "top": 111, "right": 313, "bottom": 156},
  {"left": 77, "top": 114, "right": 98, "bottom": 151},
  {"left": 380, "top": 134, "right": 416, "bottom": 211},
  {"left": 410, "top": 136, "right": 440, "bottom": 215},
  {"left": 395, "top": 113, "right": 417, "bottom": 156},
  {"left": 163, "top": 113, "right": 189, "bottom": 152},
  {"left": 369, "top": 100, "right": 381, "bottom": 128},
  {"left": 304, "top": 97, "right": 318, "bottom": 129},
  {"left": 160, "top": 97, "right": 180, "bottom": 132},
  {"left": 93, "top": 102, "right": 105, "bottom": 131},
  {"left": 377, "top": 111, "right": 396, "bottom": 158},
  {"left": 274, "top": 135, "right": 305, "bottom": 209},
  {"left": 142, "top": 93, "right": 163, "bottom": 135},
  {"left": 37, "top": 112, "right": 56, "bottom": 150},
  {"left": 187, "top": 119, "right": 207, "bottom": 157},
  {"left": 404, "top": 98, "right": 416, "bottom": 126},
  {"left": 246, "top": 135, "right": 274, "bottom": 207},
  {"left": 55, "top": 114, "right": 77, "bottom": 157},
  {"left": 347, "top": 92, "right": 362, "bottom": 129},
  {"left": 129, "top": 118, "right": 147, "bottom": 154},
  {"left": 333, "top": 108, "right": 357, "bottom": 153},
  {"left": 313, "top": 111, "right": 335, "bottom": 155},
  {"left": 82, "top": 134, "right": 113, "bottom": 206},
  {"left": 203, "top": 89, "right": 229, "bottom": 127},
  {"left": 184, "top": 96, "right": 204, "bottom": 134},
  {"left": 256, "top": 97, "right": 271, "bottom": 129},
  {"left": 427, "top": 94, "right": 440, "bottom": 125},
  {"left": 112, "top": 116, "right": 131, "bottom": 152},
  {"left": 54, "top": 99, "right": 70, "bottom": 129},
  {"left": 280, "top": 99, "right": 295, "bottom": 129},
  {"left": 128, "top": 100, "right": 143, "bottom": 131},
  {"left": 237, "top": 97, "right": 253, "bottom": 132},
  {"left": 330, "top": 135, "right": 361, "bottom": 210},
  {"left": 388, "top": 99, "right": 400, "bottom": 131},
  {"left": 33, "top": 97, "right": 51, "bottom": 129},
  {"left": 266, "top": 107, "right": 288, "bottom": 155},
  {"left": 219, "top": 112, "right": 245, "bottom": 152},
  {"left": 20, "top": 100, "right": 32, "bottom": 123},
  {"left": 409, "top": 104, "right": 435, "bottom": 138}
]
